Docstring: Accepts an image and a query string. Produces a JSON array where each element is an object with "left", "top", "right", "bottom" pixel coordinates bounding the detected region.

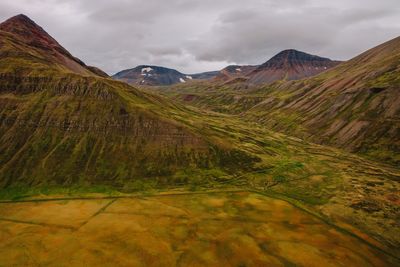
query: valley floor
[{"left": 0, "top": 190, "right": 398, "bottom": 266}]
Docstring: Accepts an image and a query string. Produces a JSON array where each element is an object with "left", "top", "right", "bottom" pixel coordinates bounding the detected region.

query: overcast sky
[{"left": 1, "top": 0, "right": 399, "bottom": 74}]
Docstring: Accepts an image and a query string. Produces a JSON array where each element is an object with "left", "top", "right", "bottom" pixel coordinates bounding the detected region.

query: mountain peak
[
  {"left": 265, "top": 49, "right": 331, "bottom": 67},
  {"left": 0, "top": 14, "right": 65, "bottom": 54},
  {"left": 247, "top": 49, "right": 340, "bottom": 84},
  {"left": 1, "top": 14, "right": 33, "bottom": 25},
  {"left": 0, "top": 14, "right": 106, "bottom": 76},
  {"left": 0, "top": 14, "right": 44, "bottom": 35}
]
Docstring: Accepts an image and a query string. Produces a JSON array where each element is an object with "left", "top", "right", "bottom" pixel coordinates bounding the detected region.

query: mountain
[
  {"left": 0, "top": 14, "right": 259, "bottom": 187},
  {"left": 244, "top": 37, "right": 400, "bottom": 164},
  {"left": 189, "top": 70, "right": 219, "bottom": 80},
  {"left": 112, "top": 50, "right": 337, "bottom": 87},
  {"left": 155, "top": 37, "right": 400, "bottom": 164},
  {"left": 247, "top": 49, "right": 341, "bottom": 84},
  {"left": 113, "top": 65, "right": 195, "bottom": 86},
  {"left": 1, "top": 14, "right": 400, "bottom": 258},
  {"left": 213, "top": 65, "right": 257, "bottom": 83},
  {"left": 0, "top": 14, "right": 106, "bottom": 77},
  {"left": 113, "top": 65, "right": 220, "bottom": 86}
]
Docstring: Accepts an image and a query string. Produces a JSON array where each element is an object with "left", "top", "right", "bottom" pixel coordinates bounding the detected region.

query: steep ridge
[
  {"left": 247, "top": 49, "right": 340, "bottom": 84},
  {"left": 246, "top": 36, "right": 400, "bottom": 164},
  {"left": 0, "top": 15, "right": 259, "bottom": 187}
]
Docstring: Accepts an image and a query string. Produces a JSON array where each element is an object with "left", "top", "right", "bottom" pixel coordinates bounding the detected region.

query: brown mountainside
[
  {"left": 0, "top": 14, "right": 104, "bottom": 76},
  {"left": 246, "top": 37, "right": 400, "bottom": 163},
  {"left": 247, "top": 49, "right": 341, "bottom": 84}
]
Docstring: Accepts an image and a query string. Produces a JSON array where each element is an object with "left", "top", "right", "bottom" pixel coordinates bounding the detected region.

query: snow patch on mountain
[{"left": 141, "top": 67, "right": 153, "bottom": 73}]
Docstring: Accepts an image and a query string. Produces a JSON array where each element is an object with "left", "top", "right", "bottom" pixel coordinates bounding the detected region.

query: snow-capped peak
[{"left": 141, "top": 67, "right": 153, "bottom": 73}]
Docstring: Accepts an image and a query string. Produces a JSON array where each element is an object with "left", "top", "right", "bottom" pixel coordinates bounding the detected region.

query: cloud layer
[{"left": 1, "top": 0, "right": 399, "bottom": 74}]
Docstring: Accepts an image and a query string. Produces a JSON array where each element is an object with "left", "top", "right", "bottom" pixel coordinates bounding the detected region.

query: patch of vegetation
[{"left": 0, "top": 185, "right": 119, "bottom": 200}]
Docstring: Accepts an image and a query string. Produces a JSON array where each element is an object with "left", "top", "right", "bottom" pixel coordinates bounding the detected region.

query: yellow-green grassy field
[{"left": 0, "top": 191, "right": 396, "bottom": 266}]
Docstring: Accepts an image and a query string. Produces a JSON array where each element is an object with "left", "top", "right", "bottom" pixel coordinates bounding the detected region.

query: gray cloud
[{"left": 0, "top": 0, "right": 399, "bottom": 74}]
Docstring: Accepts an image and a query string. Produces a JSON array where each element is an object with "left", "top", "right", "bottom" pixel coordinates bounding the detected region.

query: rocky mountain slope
[
  {"left": 0, "top": 14, "right": 260, "bottom": 187},
  {"left": 245, "top": 37, "right": 400, "bottom": 164},
  {"left": 247, "top": 49, "right": 340, "bottom": 84}
]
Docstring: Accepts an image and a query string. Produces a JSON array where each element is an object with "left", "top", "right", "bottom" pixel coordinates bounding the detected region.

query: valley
[{"left": 0, "top": 12, "right": 399, "bottom": 267}]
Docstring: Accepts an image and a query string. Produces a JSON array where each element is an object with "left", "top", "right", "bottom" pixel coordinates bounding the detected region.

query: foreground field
[{"left": 0, "top": 191, "right": 397, "bottom": 266}]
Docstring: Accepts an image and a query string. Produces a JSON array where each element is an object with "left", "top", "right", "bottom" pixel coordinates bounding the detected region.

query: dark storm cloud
[{"left": 0, "top": 0, "right": 399, "bottom": 74}]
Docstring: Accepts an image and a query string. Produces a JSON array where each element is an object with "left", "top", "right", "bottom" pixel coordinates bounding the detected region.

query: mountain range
[
  {"left": 113, "top": 49, "right": 339, "bottom": 86},
  {"left": 1, "top": 14, "right": 400, "bottom": 258},
  {"left": 158, "top": 36, "right": 400, "bottom": 164},
  {"left": 113, "top": 65, "right": 219, "bottom": 86}
]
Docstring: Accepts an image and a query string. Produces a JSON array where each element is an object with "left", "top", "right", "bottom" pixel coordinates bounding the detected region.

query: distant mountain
[
  {"left": 190, "top": 70, "right": 220, "bottom": 80},
  {"left": 213, "top": 65, "right": 257, "bottom": 82},
  {"left": 202, "top": 50, "right": 339, "bottom": 85},
  {"left": 113, "top": 65, "right": 195, "bottom": 86},
  {"left": 113, "top": 65, "right": 220, "bottom": 86},
  {"left": 113, "top": 50, "right": 338, "bottom": 86},
  {"left": 247, "top": 49, "right": 340, "bottom": 84}
]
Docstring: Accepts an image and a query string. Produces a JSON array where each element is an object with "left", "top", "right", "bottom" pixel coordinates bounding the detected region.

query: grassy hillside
[
  {"left": 245, "top": 36, "right": 400, "bottom": 164},
  {"left": 0, "top": 15, "right": 262, "bottom": 188}
]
